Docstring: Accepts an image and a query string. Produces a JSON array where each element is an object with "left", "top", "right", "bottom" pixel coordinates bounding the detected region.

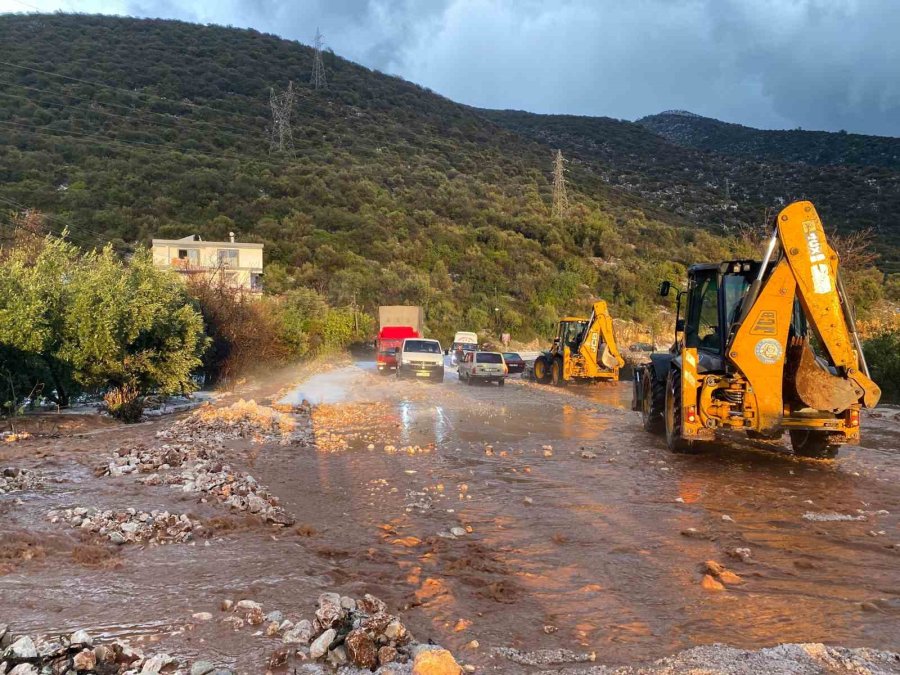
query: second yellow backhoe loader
[
  {"left": 633, "top": 200, "right": 881, "bottom": 458},
  {"left": 533, "top": 300, "right": 625, "bottom": 386}
]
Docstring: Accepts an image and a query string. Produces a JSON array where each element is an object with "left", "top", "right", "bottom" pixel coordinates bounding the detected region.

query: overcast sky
[{"left": 3, "top": 0, "right": 899, "bottom": 136}]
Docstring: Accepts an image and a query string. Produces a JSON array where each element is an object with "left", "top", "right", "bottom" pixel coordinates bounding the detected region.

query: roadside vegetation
[{"left": 0, "top": 217, "right": 370, "bottom": 420}]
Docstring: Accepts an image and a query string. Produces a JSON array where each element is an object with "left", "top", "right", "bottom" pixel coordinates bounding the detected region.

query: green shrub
[{"left": 864, "top": 330, "right": 900, "bottom": 403}]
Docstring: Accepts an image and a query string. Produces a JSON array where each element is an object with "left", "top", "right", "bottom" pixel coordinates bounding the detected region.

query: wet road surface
[{"left": 1, "top": 359, "right": 899, "bottom": 672}]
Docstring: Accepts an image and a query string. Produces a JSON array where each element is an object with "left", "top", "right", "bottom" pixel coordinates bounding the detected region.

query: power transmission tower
[
  {"left": 269, "top": 81, "right": 295, "bottom": 154},
  {"left": 310, "top": 28, "right": 328, "bottom": 90},
  {"left": 552, "top": 149, "right": 569, "bottom": 219}
]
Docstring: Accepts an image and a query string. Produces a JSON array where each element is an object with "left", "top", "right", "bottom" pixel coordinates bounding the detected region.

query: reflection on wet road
[
  {"left": 270, "top": 361, "right": 900, "bottom": 666},
  {"left": 2, "top": 358, "right": 898, "bottom": 672}
]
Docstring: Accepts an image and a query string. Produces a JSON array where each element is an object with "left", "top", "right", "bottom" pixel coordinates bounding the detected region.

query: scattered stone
[
  {"left": 701, "top": 574, "right": 726, "bottom": 592},
  {"left": 235, "top": 599, "right": 261, "bottom": 611},
  {"left": 309, "top": 629, "right": 336, "bottom": 660},
  {"left": 379, "top": 645, "right": 399, "bottom": 666},
  {"left": 282, "top": 619, "right": 312, "bottom": 645},
  {"left": 0, "top": 468, "right": 43, "bottom": 494},
  {"left": 704, "top": 560, "right": 725, "bottom": 576},
  {"left": 450, "top": 527, "right": 467, "bottom": 537},
  {"left": 542, "top": 445, "right": 553, "bottom": 457},
  {"left": 523, "top": 496, "right": 533, "bottom": 505},
  {"left": 721, "top": 514, "right": 734, "bottom": 523},
  {"left": 191, "top": 661, "right": 216, "bottom": 675},
  {"left": 220, "top": 599, "right": 234, "bottom": 612},
  {"left": 719, "top": 570, "right": 743, "bottom": 585},
  {"left": 314, "top": 593, "right": 343, "bottom": 630},
  {"left": 5, "top": 636, "right": 37, "bottom": 660},
  {"left": 72, "top": 648, "right": 96, "bottom": 671},
  {"left": 266, "top": 646, "right": 290, "bottom": 669},
  {"left": 727, "top": 547, "right": 752, "bottom": 562},
  {"left": 358, "top": 594, "right": 387, "bottom": 615},
  {"left": 412, "top": 647, "right": 462, "bottom": 675},
  {"left": 803, "top": 512, "right": 868, "bottom": 522},
  {"left": 580, "top": 450, "right": 597, "bottom": 459},
  {"left": 543, "top": 625, "right": 558, "bottom": 634},
  {"left": 346, "top": 629, "right": 378, "bottom": 669},
  {"left": 49, "top": 507, "right": 204, "bottom": 546}
]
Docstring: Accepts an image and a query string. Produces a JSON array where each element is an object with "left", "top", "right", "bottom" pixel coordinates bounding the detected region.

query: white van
[{"left": 397, "top": 338, "right": 445, "bottom": 382}]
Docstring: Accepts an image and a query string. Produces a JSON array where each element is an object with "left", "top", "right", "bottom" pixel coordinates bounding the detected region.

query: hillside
[
  {"left": 0, "top": 13, "right": 761, "bottom": 342},
  {"left": 483, "top": 109, "right": 900, "bottom": 274},
  {"left": 0, "top": 14, "right": 893, "bottom": 345},
  {"left": 639, "top": 110, "right": 900, "bottom": 169}
]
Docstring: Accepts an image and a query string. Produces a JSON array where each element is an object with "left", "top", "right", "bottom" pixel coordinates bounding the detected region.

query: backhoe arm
[
  {"left": 777, "top": 202, "right": 881, "bottom": 408},
  {"left": 580, "top": 300, "right": 625, "bottom": 371}
]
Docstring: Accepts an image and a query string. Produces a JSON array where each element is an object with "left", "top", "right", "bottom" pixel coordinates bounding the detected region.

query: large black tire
[
  {"left": 533, "top": 356, "right": 551, "bottom": 384},
  {"left": 790, "top": 430, "right": 840, "bottom": 459},
  {"left": 665, "top": 369, "right": 699, "bottom": 454},
  {"left": 551, "top": 358, "right": 567, "bottom": 387},
  {"left": 641, "top": 367, "right": 665, "bottom": 435}
]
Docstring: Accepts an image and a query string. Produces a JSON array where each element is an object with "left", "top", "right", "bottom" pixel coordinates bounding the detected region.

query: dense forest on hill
[
  {"left": 0, "top": 14, "right": 894, "bottom": 346},
  {"left": 483, "top": 110, "right": 900, "bottom": 275}
]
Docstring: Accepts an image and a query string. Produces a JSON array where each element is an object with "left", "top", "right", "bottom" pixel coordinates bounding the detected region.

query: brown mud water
[{"left": 1, "top": 358, "right": 899, "bottom": 673}]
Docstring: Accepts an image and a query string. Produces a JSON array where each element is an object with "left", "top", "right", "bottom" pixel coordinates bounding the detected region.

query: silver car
[{"left": 458, "top": 351, "right": 507, "bottom": 386}]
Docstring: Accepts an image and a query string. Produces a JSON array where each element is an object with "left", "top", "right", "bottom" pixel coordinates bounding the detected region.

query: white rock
[
  {"left": 192, "top": 612, "right": 213, "bottom": 621},
  {"left": 450, "top": 527, "right": 466, "bottom": 537},
  {"left": 310, "top": 628, "right": 336, "bottom": 659},
  {"left": 235, "top": 599, "right": 262, "bottom": 611},
  {"left": 69, "top": 629, "right": 93, "bottom": 647},
  {"left": 6, "top": 636, "right": 37, "bottom": 659}
]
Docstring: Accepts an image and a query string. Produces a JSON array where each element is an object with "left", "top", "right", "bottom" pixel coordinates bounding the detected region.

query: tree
[{"left": 60, "top": 247, "right": 207, "bottom": 397}]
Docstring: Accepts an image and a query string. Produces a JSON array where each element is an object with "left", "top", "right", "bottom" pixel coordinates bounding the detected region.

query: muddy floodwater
[{"left": 2, "top": 359, "right": 899, "bottom": 672}]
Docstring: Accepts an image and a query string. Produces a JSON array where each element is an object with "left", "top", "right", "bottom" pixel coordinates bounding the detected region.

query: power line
[
  {"left": 310, "top": 28, "right": 327, "bottom": 90},
  {"left": 269, "top": 81, "right": 295, "bottom": 155},
  {"left": 552, "top": 149, "right": 569, "bottom": 219}
]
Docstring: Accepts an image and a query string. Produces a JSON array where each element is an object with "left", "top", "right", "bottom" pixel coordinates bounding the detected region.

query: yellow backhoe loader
[
  {"left": 633, "top": 200, "right": 881, "bottom": 458},
  {"left": 533, "top": 300, "right": 625, "bottom": 386}
]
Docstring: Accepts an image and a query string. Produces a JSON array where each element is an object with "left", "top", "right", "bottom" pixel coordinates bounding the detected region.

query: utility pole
[
  {"left": 552, "top": 149, "right": 568, "bottom": 219},
  {"left": 310, "top": 28, "right": 328, "bottom": 90},
  {"left": 269, "top": 81, "right": 295, "bottom": 155}
]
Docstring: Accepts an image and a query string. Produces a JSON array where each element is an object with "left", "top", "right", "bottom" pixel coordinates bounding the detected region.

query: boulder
[
  {"left": 8, "top": 664, "right": 39, "bottom": 675},
  {"left": 69, "top": 630, "right": 93, "bottom": 648},
  {"left": 315, "top": 593, "right": 344, "bottom": 630},
  {"left": 282, "top": 620, "right": 312, "bottom": 645},
  {"left": 309, "top": 629, "right": 336, "bottom": 660},
  {"left": 5, "top": 636, "right": 37, "bottom": 660},
  {"left": 378, "top": 645, "right": 399, "bottom": 666},
  {"left": 345, "top": 629, "right": 377, "bottom": 669},
  {"left": 190, "top": 660, "right": 216, "bottom": 675},
  {"left": 412, "top": 648, "right": 462, "bottom": 675},
  {"left": 72, "top": 648, "right": 96, "bottom": 671},
  {"left": 357, "top": 594, "right": 387, "bottom": 615}
]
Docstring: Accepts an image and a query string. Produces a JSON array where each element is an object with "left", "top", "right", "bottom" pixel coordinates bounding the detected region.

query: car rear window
[
  {"left": 404, "top": 340, "right": 441, "bottom": 354},
  {"left": 503, "top": 353, "right": 521, "bottom": 360},
  {"left": 477, "top": 353, "right": 503, "bottom": 363}
]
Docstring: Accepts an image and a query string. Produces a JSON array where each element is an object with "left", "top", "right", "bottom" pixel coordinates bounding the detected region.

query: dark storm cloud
[{"left": 118, "top": 0, "right": 900, "bottom": 135}]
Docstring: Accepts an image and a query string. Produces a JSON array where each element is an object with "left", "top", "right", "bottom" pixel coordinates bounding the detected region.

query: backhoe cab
[
  {"left": 533, "top": 300, "right": 625, "bottom": 386},
  {"left": 633, "top": 200, "right": 880, "bottom": 459}
]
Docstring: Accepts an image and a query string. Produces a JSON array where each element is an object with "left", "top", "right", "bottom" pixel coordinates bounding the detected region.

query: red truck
[{"left": 376, "top": 306, "right": 424, "bottom": 374}]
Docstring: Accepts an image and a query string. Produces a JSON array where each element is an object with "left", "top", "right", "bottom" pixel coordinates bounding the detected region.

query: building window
[
  {"left": 217, "top": 249, "right": 239, "bottom": 267},
  {"left": 177, "top": 249, "right": 199, "bottom": 265},
  {"left": 251, "top": 273, "right": 263, "bottom": 291}
]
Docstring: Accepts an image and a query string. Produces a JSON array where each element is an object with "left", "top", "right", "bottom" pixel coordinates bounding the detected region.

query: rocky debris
[
  {"left": 214, "top": 591, "right": 457, "bottom": 671},
  {"left": 0, "top": 432, "right": 31, "bottom": 443},
  {"left": 700, "top": 560, "right": 742, "bottom": 589},
  {"left": 47, "top": 507, "right": 207, "bottom": 545},
  {"left": 494, "top": 647, "right": 597, "bottom": 666},
  {"left": 803, "top": 512, "right": 868, "bottom": 522},
  {"left": 96, "top": 402, "right": 295, "bottom": 526},
  {"left": 727, "top": 547, "right": 752, "bottom": 562},
  {"left": 700, "top": 574, "right": 725, "bottom": 592},
  {"left": 0, "top": 468, "right": 43, "bottom": 494},
  {"left": 185, "top": 399, "right": 303, "bottom": 444},
  {"left": 532, "top": 643, "right": 900, "bottom": 674},
  {"left": 0, "top": 628, "right": 229, "bottom": 675},
  {"left": 411, "top": 646, "right": 463, "bottom": 674}
]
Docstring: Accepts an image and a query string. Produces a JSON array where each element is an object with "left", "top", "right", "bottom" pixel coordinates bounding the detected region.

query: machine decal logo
[
  {"left": 754, "top": 338, "right": 783, "bottom": 364},
  {"left": 750, "top": 310, "right": 777, "bottom": 335},
  {"left": 803, "top": 219, "right": 833, "bottom": 294}
]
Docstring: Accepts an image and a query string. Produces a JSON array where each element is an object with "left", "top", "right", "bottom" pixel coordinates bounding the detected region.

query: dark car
[{"left": 502, "top": 352, "right": 526, "bottom": 375}]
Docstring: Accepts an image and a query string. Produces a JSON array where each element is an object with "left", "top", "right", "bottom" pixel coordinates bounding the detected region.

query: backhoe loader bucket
[
  {"left": 789, "top": 337, "right": 863, "bottom": 413},
  {"left": 599, "top": 344, "right": 618, "bottom": 370}
]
